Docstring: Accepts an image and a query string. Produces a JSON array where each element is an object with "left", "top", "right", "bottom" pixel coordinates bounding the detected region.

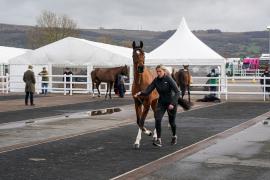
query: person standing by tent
[
  {"left": 260, "top": 67, "right": 270, "bottom": 97},
  {"left": 38, "top": 67, "right": 49, "bottom": 95},
  {"left": 63, "top": 68, "right": 73, "bottom": 94},
  {"left": 117, "top": 73, "right": 127, "bottom": 98},
  {"left": 207, "top": 68, "right": 219, "bottom": 97},
  {"left": 23, "top": 65, "right": 36, "bottom": 106}
]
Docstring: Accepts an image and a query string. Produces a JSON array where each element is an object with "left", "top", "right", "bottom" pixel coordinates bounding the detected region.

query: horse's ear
[
  {"left": 140, "top": 41, "right": 143, "bottom": 48},
  {"left": 132, "top": 41, "right": 136, "bottom": 49}
]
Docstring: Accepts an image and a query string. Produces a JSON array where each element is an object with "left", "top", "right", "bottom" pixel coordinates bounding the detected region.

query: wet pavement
[
  {"left": 0, "top": 102, "right": 269, "bottom": 180},
  {"left": 0, "top": 97, "right": 133, "bottom": 124},
  {"left": 141, "top": 114, "right": 270, "bottom": 180}
]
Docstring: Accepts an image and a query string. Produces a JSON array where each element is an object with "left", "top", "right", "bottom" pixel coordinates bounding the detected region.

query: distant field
[{"left": 0, "top": 23, "right": 269, "bottom": 57}]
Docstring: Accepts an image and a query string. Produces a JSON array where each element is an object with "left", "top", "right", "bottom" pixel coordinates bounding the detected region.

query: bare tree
[{"left": 27, "top": 10, "right": 79, "bottom": 49}]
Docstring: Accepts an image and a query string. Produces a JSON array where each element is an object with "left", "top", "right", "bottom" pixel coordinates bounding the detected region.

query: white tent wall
[
  {"left": 8, "top": 37, "right": 135, "bottom": 93},
  {"left": 0, "top": 46, "right": 32, "bottom": 76},
  {"left": 9, "top": 64, "right": 48, "bottom": 92}
]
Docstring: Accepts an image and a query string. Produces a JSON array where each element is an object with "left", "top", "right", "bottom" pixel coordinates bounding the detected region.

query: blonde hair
[{"left": 156, "top": 64, "right": 167, "bottom": 71}]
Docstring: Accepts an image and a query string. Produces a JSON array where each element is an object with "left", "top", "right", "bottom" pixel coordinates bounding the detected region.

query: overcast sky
[{"left": 0, "top": 0, "right": 269, "bottom": 32}]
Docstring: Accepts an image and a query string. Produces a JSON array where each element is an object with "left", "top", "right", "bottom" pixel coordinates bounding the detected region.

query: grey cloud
[{"left": 0, "top": 0, "right": 269, "bottom": 31}]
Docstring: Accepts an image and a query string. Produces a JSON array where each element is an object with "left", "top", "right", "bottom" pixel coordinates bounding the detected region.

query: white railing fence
[
  {"left": 1, "top": 74, "right": 270, "bottom": 101},
  {"left": 4, "top": 74, "right": 132, "bottom": 96},
  {"left": 0, "top": 73, "right": 9, "bottom": 94}
]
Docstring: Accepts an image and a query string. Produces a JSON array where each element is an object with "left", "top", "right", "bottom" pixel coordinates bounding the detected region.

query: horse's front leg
[
  {"left": 134, "top": 128, "right": 142, "bottom": 149},
  {"left": 105, "top": 82, "right": 109, "bottom": 99},
  {"left": 134, "top": 100, "right": 143, "bottom": 128},
  {"left": 140, "top": 104, "right": 152, "bottom": 136},
  {"left": 96, "top": 82, "right": 101, "bottom": 97},
  {"left": 134, "top": 101, "right": 143, "bottom": 149},
  {"left": 92, "top": 82, "right": 95, "bottom": 97},
  {"left": 109, "top": 82, "right": 113, "bottom": 99}
]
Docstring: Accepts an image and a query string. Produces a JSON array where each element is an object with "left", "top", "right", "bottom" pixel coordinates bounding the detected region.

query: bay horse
[
  {"left": 91, "top": 65, "right": 128, "bottom": 99},
  {"left": 132, "top": 41, "right": 190, "bottom": 149},
  {"left": 132, "top": 41, "right": 158, "bottom": 149},
  {"left": 172, "top": 65, "right": 191, "bottom": 102}
]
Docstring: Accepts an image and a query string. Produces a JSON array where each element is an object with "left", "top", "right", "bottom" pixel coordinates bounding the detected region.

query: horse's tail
[
  {"left": 178, "top": 97, "right": 191, "bottom": 111},
  {"left": 91, "top": 70, "right": 96, "bottom": 92}
]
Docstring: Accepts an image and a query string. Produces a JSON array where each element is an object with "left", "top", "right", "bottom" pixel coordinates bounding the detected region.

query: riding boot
[
  {"left": 171, "top": 135, "right": 177, "bottom": 145},
  {"left": 153, "top": 138, "right": 162, "bottom": 147}
]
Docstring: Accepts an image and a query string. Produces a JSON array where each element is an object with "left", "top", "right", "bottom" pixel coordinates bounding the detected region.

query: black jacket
[
  {"left": 260, "top": 72, "right": 270, "bottom": 85},
  {"left": 141, "top": 75, "right": 180, "bottom": 106},
  {"left": 63, "top": 71, "right": 73, "bottom": 82}
]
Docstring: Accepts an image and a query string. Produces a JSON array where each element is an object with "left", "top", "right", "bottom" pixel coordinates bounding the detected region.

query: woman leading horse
[
  {"left": 134, "top": 65, "right": 180, "bottom": 147},
  {"left": 132, "top": 41, "right": 190, "bottom": 148}
]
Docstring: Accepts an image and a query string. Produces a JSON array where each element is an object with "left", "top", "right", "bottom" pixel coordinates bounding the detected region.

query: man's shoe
[
  {"left": 153, "top": 138, "right": 162, "bottom": 147},
  {"left": 171, "top": 136, "right": 177, "bottom": 145}
]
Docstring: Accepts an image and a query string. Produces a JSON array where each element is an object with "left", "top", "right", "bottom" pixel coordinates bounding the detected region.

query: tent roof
[
  {"left": 0, "top": 46, "right": 31, "bottom": 64},
  {"left": 146, "top": 17, "right": 225, "bottom": 65},
  {"left": 9, "top": 37, "right": 134, "bottom": 66}
]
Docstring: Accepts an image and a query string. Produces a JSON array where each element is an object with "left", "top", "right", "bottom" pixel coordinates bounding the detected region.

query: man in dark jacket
[
  {"left": 207, "top": 68, "right": 219, "bottom": 97},
  {"left": 23, "top": 65, "right": 36, "bottom": 106},
  {"left": 38, "top": 67, "right": 49, "bottom": 95},
  {"left": 134, "top": 65, "right": 180, "bottom": 147},
  {"left": 260, "top": 67, "right": 270, "bottom": 96},
  {"left": 63, "top": 68, "right": 73, "bottom": 94}
]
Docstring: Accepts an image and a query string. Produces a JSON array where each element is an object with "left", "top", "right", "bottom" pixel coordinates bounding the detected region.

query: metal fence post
[
  {"left": 70, "top": 74, "right": 73, "bottom": 95},
  {"left": 263, "top": 75, "right": 266, "bottom": 101},
  {"left": 87, "top": 65, "right": 93, "bottom": 94},
  {"left": 6, "top": 73, "right": 9, "bottom": 93},
  {"left": 64, "top": 74, "right": 66, "bottom": 95},
  {"left": 218, "top": 76, "right": 221, "bottom": 98},
  {"left": 225, "top": 75, "right": 228, "bottom": 100}
]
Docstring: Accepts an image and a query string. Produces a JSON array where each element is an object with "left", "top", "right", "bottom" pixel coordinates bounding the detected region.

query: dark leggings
[
  {"left": 154, "top": 103, "right": 177, "bottom": 138},
  {"left": 25, "top": 92, "right": 34, "bottom": 105}
]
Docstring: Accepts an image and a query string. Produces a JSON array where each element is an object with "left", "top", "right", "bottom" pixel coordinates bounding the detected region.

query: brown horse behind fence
[
  {"left": 91, "top": 65, "right": 128, "bottom": 99},
  {"left": 172, "top": 65, "right": 191, "bottom": 102}
]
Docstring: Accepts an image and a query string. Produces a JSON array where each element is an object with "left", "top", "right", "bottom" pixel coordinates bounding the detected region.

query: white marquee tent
[
  {"left": 8, "top": 37, "right": 136, "bottom": 92},
  {"left": 9, "top": 37, "right": 133, "bottom": 66},
  {"left": 146, "top": 17, "right": 225, "bottom": 67},
  {"left": 146, "top": 17, "right": 226, "bottom": 93},
  {"left": 0, "top": 46, "right": 31, "bottom": 75}
]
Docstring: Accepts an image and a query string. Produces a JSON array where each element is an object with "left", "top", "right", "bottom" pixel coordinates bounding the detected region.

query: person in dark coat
[
  {"left": 260, "top": 67, "right": 270, "bottom": 96},
  {"left": 23, "top": 65, "right": 36, "bottom": 106},
  {"left": 117, "top": 73, "right": 127, "bottom": 98},
  {"left": 134, "top": 65, "right": 180, "bottom": 147},
  {"left": 207, "top": 68, "right": 219, "bottom": 97},
  {"left": 63, "top": 68, "right": 73, "bottom": 94}
]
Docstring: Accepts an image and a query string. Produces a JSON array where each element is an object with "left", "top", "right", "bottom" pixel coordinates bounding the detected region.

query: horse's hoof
[{"left": 133, "top": 144, "right": 140, "bottom": 149}]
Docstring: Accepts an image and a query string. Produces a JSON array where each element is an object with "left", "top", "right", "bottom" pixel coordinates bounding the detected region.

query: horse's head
[
  {"left": 132, "top": 41, "right": 145, "bottom": 73},
  {"left": 121, "top": 65, "right": 129, "bottom": 76}
]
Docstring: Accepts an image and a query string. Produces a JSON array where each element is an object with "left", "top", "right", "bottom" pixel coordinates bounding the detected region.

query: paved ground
[
  {"left": 0, "top": 95, "right": 133, "bottom": 123},
  {"left": 0, "top": 102, "right": 269, "bottom": 180},
  {"left": 141, "top": 114, "right": 270, "bottom": 180}
]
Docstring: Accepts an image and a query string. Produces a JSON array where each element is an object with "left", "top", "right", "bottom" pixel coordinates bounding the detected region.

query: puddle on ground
[{"left": 90, "top": 107, "right": 121, "bottom": 116}]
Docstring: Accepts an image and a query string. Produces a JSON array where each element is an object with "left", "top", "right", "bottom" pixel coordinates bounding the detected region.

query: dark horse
[
  {"left": 91, "top": 65, "right": 128, "bottom": 99},
  {"left": 132, "top": 41, "right": 190, "bottom": 149},
  {"left": 172, "top": 65, "right": 191, "bottom": 102}
]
